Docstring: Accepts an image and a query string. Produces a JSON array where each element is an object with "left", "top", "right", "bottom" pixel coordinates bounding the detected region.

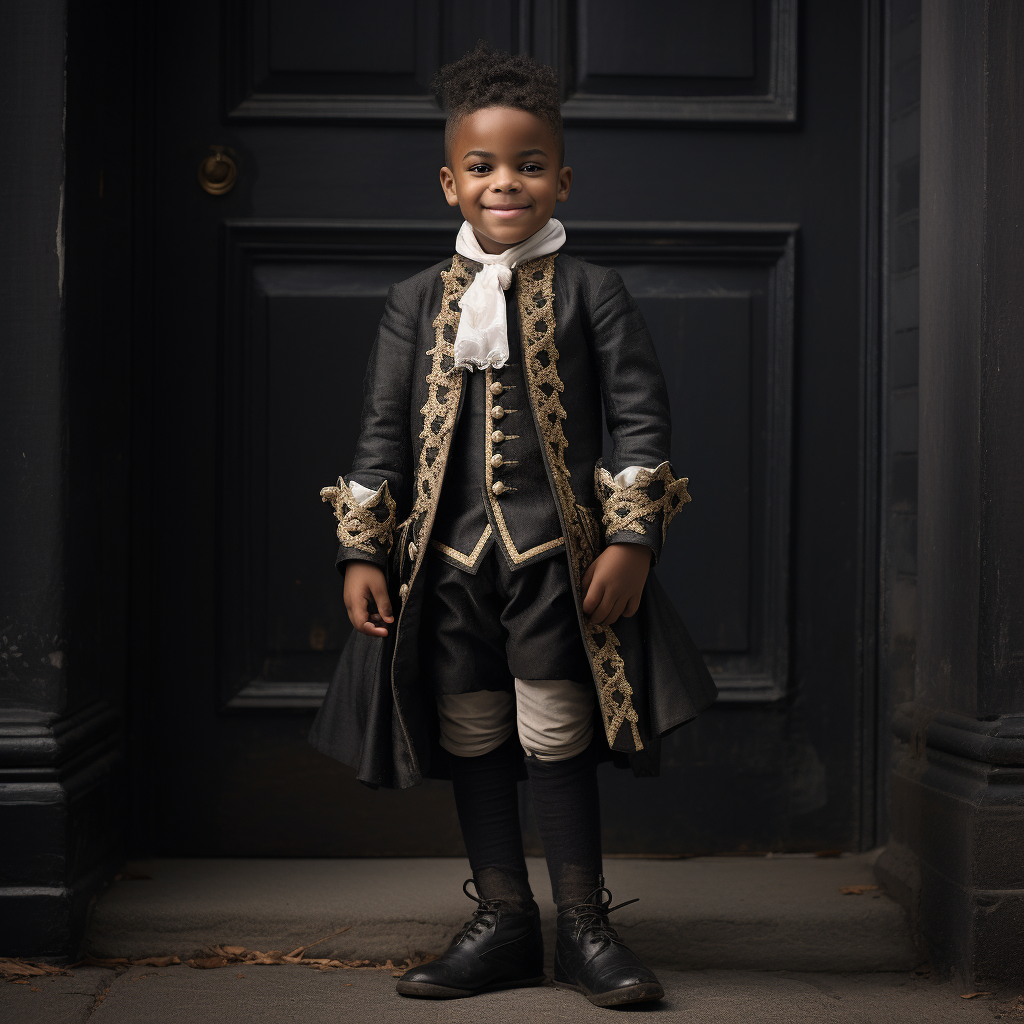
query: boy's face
[{"left": 439, "top": 106, "right": 572, "bottom": 255}]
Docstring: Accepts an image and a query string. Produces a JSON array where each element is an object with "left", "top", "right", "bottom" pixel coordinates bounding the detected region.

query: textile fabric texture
[
  {"left": 525, "top": 742, "right": 604, "bottom": 912},
  {"left": 437, "top": 678, "right": 595, "bottom": 761},
  {"left": 449, "top": 734, "right": 604, "bottom": 911},
  {"left": 448, "top": 734, "right": 534, "bottom": 905},
  {"left": 419, "top": 547, "right": 591, "bottom": 693}
]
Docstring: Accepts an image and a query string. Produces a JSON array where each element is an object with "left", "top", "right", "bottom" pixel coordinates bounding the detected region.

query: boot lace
[
  {"left": 557, "top": 885, "right": 640, "bottom": 948},
  {"left": 452, "top": 878, "right": 523, "bottom": 944}
]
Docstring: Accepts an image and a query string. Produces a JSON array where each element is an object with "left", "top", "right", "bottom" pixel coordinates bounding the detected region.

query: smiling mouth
[{"left": 485, "top": 206, "right": 531, "bottom": 219}]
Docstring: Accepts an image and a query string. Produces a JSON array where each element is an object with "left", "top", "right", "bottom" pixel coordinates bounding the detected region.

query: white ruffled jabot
[{"left": 452, "top": 218, "right": 566, "bottom": 371}]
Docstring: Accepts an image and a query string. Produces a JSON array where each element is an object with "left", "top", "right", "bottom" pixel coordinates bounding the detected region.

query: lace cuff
[
  {"left": 594, "top": 460, "right": 691, "bottom": 547},
  {"left": 320, "top": 477, "right": 397, "bottom": 556}
]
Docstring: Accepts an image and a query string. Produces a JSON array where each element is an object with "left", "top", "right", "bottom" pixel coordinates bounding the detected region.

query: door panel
[{"left": 142, "top": 0, "right": 872, "bottom": 855}]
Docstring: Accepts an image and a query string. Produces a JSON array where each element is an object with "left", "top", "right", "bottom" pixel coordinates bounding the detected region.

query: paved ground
[
  {"left": 85, "top": 852, "right": 919, "bottom": 972},
  {"left": 2, "top": 965, "right": 1009, "bottom": 1024}
]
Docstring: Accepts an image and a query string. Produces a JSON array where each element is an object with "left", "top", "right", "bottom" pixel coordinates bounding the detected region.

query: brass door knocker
[{"left": 198, "top": 146, "right": 238, "bottom": 195}]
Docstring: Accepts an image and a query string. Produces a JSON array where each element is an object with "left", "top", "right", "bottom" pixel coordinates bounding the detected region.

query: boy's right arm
[{"left": 321, "top": 282, "right": 419, "bottom": 631}]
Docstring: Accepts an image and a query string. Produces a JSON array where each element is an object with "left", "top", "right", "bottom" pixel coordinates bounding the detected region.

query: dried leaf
[
  {"left": 133, "top": 957, "right": 179, "bottom": 968},
  {"left": 221, "top": 946, "right": 247, "bottom": 957},
  {"left": 961, "top": 992, "right": 992, "bottom": 999},
  {"left": 0, "top": 959, "right": 73, "bottom": 979},
  {"left": 188, "top": 957, "right": 228, "bottom": 970},
  {"left": 839, "top": 885, "right": 880, "bottom": 895},
  {"left": 247, "top": 953, "right": 284, "bottom": 965}
]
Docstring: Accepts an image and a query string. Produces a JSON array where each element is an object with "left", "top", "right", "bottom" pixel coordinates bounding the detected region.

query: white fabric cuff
[
  {"left": 348, "top": 479, "right": 378, "bottom": 505},
  {"left": 612, "top": 466, "right": 655, "bottom": 488}
]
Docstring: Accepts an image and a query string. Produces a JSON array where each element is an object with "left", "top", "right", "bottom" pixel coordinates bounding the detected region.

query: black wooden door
[{"left": 137, "top": 0, "right": 878, "bottom": 855}]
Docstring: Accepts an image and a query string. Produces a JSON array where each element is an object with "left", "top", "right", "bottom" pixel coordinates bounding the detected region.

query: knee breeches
[{"left": 437, "top": 677, "right": 595, "bottom": 762}]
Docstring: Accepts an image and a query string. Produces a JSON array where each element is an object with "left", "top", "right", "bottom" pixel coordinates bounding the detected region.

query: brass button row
[{"left": 491, "top": 375, "right": 510, "bottom": 496}]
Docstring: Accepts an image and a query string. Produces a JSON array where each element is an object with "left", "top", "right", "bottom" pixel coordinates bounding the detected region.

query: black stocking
[
  {"left": 524, "top": 742, "right": 603, "bottom": 911},
  {"left": 448, "top": 734, "right": 533, "bottom": 905}
]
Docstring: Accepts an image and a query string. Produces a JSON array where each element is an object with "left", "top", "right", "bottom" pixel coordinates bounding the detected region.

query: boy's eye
[
  {"left": 468, "top": 164, "right": 490, "bottom": 173},
  {"left": 521, "top": 163, "right": 543, "bottom": 172}
]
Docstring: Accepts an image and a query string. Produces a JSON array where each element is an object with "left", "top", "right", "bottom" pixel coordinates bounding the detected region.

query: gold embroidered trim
[
  {"left": 399, "top": 256, "right": 473, "bottom": 599},
  {"left": 320, "top": 477, "right": 397, "bottom": 555},
  {"left": 515, "top": 256, "right": 642, "bottom": 752},
  {"left": 484, "top": 365, "right": 566, "bottom": 565},
  {"left": 429, "top": 524, "right": 492, "bottom": 567},
  {"left": 595, "top": 461, "right": 691, "bottom": 545}
]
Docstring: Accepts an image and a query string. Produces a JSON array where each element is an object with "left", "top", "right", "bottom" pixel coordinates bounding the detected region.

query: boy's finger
[
  {"left": 582, "top": 579, "right": 604, "bottom": 616},
  {"left": 590, "top": 589, "right": 618, "bottom": 625},
  {"left": 606, "top": 596, "right": 629, "bottom": 625},
  {"left": 622, "top": 594, "right": 641, "bottom": 618},
  {"left": 370, "top": 579, "right": 394, "bottom": 622},
  {"left": 356, "top": 600, "right": 388, "bottom": 637},
  {"left": 581, "top": 562, "right": 596, "bottom": 598}
]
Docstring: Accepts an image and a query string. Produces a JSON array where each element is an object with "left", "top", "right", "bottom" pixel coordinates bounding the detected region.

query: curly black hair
[{"left": 432, "top": 41, "right": 564, "bottom": 166}]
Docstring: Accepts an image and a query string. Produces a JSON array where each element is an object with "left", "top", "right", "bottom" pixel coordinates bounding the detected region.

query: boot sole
[
  {"left": 396, "top": 975, "right": 546, "bottom": 1000},
  {"left": 554, "top": 979, "right": 665, "bottom": 1007}
]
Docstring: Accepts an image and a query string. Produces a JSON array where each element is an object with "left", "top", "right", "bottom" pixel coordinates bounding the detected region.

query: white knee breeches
[{"left": 436, "top": 678, "right": 595, "bottom": 762}]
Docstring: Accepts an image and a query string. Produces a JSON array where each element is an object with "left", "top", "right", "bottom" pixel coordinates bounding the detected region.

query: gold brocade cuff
[
  {"left": 594, "top": 461, "right": 691, "bottom": 545},
  {"left": 320, "top": 477, "right": 397, "bottom": 555}
]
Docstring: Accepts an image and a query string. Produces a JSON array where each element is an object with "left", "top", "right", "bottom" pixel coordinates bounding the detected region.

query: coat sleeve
[
  {"left": 588, "top": 268, "right": 691, "bottom": 564},
  {"left": 320, "top": 282, "right": 418, "bottom": 575}
]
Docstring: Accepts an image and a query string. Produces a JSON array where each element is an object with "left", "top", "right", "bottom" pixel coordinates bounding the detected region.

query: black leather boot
[
  {"left": 553, "top": 886, "right": 664, "bottom": 1007},
  {"left": 396, "top": 880, "right": 545, "bottom": 999}
]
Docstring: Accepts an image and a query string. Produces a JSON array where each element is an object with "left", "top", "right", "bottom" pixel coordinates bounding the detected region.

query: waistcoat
[{"left": 430, "top": 277, "right": 565, "bottom": 573}]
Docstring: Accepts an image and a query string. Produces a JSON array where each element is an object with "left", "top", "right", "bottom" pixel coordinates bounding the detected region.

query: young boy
[{"left": 310, "top": 43, "right": 717, "bottom": 1008}]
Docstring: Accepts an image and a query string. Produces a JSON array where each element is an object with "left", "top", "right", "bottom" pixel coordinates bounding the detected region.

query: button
[
  {"left": 491, "top": 454, "right": 503, "bottom": 468},
  {"left": 491, "top": 430, "right": 505, "bottom": 443},
  {"left": 490, "top": 381, "right": 504, "bottom": 396},
  {"left": 408, "top": 541, "right": 417, "bottom": 560},
  {"left": 491, "top": 406, "right": 504, "bottom": 420},
  {"left": 399, "top": 583, "right": 409, "bottom": 599},
  {"left": 491, "top": 481, "right": 506, "bottom": 496}
]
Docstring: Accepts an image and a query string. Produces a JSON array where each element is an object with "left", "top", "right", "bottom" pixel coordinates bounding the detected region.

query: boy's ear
[
  {"left": 439, "top": 166, "right": 460, "bottom": 207},
  {"left": 556, "top": 165, "right": 573, "bottom": 203}
]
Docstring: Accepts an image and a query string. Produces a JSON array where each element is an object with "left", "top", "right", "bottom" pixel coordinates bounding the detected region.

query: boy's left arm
[{"left": 582, "top": 268, "right": 691, "bottom": 625}]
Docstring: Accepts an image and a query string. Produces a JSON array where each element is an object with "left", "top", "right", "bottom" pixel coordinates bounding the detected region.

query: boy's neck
[
  {"left": 472, "top": 228, "right": 515, "bottom": 255},
  {"left": 470, "top": 221, "right": 551, "bottom": 256}
]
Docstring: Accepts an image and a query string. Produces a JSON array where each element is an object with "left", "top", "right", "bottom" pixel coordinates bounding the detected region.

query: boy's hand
[
  {"left": 581, "top": 543, "right": 652, "bottom": 626},
  {"left": 343, "top": 561, "right": 394, "bottom": 637}
]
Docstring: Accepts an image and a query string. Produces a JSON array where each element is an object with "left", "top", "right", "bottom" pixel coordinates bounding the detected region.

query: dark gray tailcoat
[{"left": 310, "top": 252, "right": 717, "bottom": 789}]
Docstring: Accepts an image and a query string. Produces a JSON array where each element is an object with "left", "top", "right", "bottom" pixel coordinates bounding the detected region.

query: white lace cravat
[{"left": 452, "top": 218, "right": 566, "bottom": 371}]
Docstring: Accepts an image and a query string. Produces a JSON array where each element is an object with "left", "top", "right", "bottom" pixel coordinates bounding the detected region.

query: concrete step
[{"left": 85, "top": 851, "right": 923, "bottom": 973}]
